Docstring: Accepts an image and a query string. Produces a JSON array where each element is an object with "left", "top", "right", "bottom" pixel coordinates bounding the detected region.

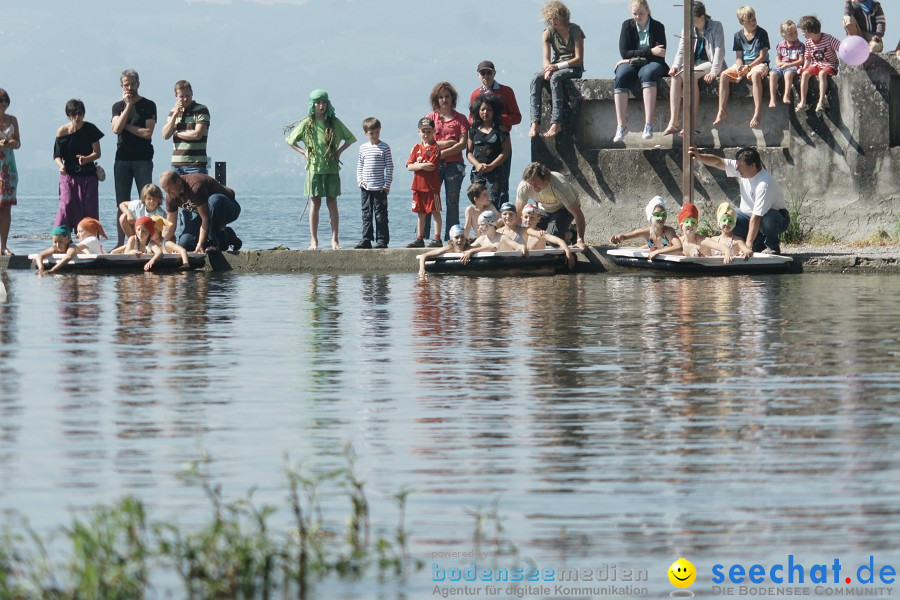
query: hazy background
[{"left": 3, "top": 0, "right": 862, "bottom": 196}]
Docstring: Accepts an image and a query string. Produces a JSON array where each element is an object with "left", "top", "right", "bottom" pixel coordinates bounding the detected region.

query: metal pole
[{"left": 681, "top": 0, "right": 694, "bottom": 205}]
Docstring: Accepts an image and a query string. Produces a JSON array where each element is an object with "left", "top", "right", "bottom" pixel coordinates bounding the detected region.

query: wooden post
[{"left": 681, "top": 0, "right": 694, "bottom": 205}]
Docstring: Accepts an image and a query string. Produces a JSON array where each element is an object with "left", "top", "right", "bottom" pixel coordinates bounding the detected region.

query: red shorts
[
  {"left": 412, "top": 190, "right": 437, "bottom": 214},
  {"left": 803, "top": 64, "right": 836, "bottom": 77}
]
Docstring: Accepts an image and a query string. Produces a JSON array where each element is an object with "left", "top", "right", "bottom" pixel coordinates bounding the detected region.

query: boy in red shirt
[
  {"left": 796, "top": 15, "right": 841, "bottom": 115},
  {"left": 406, "top": 117, "right": 443, "bottom": 248}
]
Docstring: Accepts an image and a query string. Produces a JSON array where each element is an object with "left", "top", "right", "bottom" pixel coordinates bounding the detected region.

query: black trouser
[{"left": 360, "top": 188, "right": 389, "bottom": 245}]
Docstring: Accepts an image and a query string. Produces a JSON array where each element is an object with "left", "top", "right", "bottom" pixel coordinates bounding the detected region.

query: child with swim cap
[
  {"left": 701, "top": 202, "right": 752, "bottom": 263},
  {"left": 149, "top": 214, "right": 192, "bottom": 270},
  {"left": 518, "top": 202, "right": 576, "bottom": 269},
  {"left": 416, "top": 224, "right": 475, "bottom": 278},
  {"left": 461, "top": 211, "right": 528, "bottom": 263},
  {"left": 75, "top": 217, "right": 108, "bottom": 255},
  {"left": 35, "top": 218, "right": 110, "bottom": 273},
  {"left": 609, "top": 195, "right": 683, "bottom": 257},
  {"left": 124, "top": 216, "right": 164, "bottom": 271},
  {"left": 34, "top": 225, "right": 74, "bottom": 274},
  {"left": 648, "top": 203, "right": 707, "bottom": 259}
]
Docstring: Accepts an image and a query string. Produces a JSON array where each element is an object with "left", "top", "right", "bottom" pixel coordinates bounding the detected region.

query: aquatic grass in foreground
[{"left": 0, "top": 446, "right": 423, "bottom": 598}]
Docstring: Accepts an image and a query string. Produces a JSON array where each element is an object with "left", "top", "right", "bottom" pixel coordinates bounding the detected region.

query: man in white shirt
[{"left": 689, "top": 146, "right": 789, "bottom": 253}]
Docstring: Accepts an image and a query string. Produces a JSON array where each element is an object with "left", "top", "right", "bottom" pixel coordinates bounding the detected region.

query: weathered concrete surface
[
  {"left": 2, "top": 246, "right": 897, "bottom": 274},
  {"left": 532, "top": 55, "right": 900, "bottom": 245}
]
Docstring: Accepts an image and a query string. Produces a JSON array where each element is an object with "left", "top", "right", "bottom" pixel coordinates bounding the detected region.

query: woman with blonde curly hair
[{"left": 529, "top": 1, "right": 586, "bottom": 138}]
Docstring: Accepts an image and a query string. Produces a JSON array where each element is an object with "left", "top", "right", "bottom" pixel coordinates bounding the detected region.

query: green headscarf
[
  {"left": 51, "top": 225, "right": 71, "bottom": 238},
  {"left": 308, "top": 89, "right": 336, "bottom": 119}
]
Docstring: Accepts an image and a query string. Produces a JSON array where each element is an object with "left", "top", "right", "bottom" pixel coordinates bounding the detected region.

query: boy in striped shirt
[
  {"left": 796, "top": 16, "right": 841, "bottom": 115},
  {"left": 355, "top": 117, "right": 393, "bottom": 249}
]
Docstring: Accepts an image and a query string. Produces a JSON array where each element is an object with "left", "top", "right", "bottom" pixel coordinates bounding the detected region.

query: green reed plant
[
  {"left": 0, "top": 447, "right": 422, "bottom": 599},
  {"left": 780, "top": 184, "right": 814, "bottom": 244}
]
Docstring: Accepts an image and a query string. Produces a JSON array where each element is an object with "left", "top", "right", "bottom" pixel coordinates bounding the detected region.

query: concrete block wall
[{"left": 532, "top": 55, "right": 900, "bottom": 243}]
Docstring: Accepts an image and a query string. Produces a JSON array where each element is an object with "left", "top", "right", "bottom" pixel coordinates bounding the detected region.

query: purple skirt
[{"left": 55, "top": 173, "right": 99, "bottom": 230}]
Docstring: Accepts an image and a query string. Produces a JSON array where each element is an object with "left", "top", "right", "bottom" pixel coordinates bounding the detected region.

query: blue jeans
[
  {"left": 174, "top": 164, "right": 208, "bottom": 176},
  {"left": 423, "top": 160, "right": 465, "bottom": 240},
  {"left": 733, "top": 208, "right": 790, "bottom": 251},
  {"left": 613, "top": 61, "right": 667, "bottom": 92},
  {"left": 530, "top": 66, "right": 584, "bottom": 124},
  {"left": 113, "top": 159, "right": 153, "bottom": 244},
  {"left": 177, "top": 193, "right": 241, "bottom": 250}
]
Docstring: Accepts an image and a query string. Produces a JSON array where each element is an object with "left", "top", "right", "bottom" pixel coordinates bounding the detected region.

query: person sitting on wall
[
  {"left": 688, "top": 146, "right": 789, "bottom": 254},
  {"left": 844, "top": 0, "right": 886, "bottom": 54},
  {"left": 514, "top": 162, "right": 587, "bottom": 250}
]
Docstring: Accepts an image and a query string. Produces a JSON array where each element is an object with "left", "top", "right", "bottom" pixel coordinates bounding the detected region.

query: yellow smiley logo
[{"left": 668, "top": 558, "right": 697, "bottom": 588}]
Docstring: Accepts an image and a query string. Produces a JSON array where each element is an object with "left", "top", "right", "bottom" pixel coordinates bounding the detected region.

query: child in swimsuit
[
  {"left": 462, "top": 211, "right": 527, "bottom": 262},
  {"left": 518, "top": 203, "right": 576, "bottom": 269},
  {"left": 125, "top": 216, "right": 164, "bottom": 271},
  {"left": 34, "top": 225, "right": 74, "bottom": 275},
  {"left": 463, "top": 182, "right": 501, "bottom": 241},
  {"left": 701, "top": 202, "right": 753, "bottom": 263},
  {"left": 417, "top": 224, "right": 475, "bottom": 278},
  {"left": 36, "top": 219, "right": 110, "bottom": 273},
  {"left": 649, "top": 203, "right": 708, "bottom": 259},
  {"left": 609, "top": 195, "right": 682, "bottom": 257}
]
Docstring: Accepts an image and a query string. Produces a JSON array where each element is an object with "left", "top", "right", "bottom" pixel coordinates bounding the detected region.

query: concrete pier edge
[{"left": 1, "top": 247, "right": 897, "bottom": 274}]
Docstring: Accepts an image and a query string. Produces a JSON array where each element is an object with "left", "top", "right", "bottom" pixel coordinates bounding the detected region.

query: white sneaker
[
  {"left": 613, "top": 126, "right": 627, "bottom": 143},
  {"left": 642, "top": 123, "right": 653, "bottom": 139}
]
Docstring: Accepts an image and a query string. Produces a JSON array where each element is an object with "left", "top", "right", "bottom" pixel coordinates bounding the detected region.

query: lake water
[{"left": 1, "top": 268, "right": 899, "bottom": 598}]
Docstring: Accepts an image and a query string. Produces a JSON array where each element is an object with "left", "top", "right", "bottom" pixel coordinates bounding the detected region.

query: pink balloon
[{"left": 839, "top": 35, "right": 870, "bottom": 66}]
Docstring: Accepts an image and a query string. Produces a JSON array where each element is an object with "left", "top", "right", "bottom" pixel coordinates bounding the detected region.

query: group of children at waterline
[
  {"left": 34, "top": 183, "right": 192, "bottom": 274},
  {"left": 610, "top": 197, "right": 754, "bottom": 263}
]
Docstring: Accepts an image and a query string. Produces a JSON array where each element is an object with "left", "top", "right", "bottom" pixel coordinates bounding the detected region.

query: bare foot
[
  {"left": 308, "top": 243, "right": 318, "bottom": 250},
  {"left": 528, "top": 123, "right": 539, "bottom": 137},
  {"left": 543, "top": 123, "right": 563, "bottom": 137},
  {"left": 712, "top": 112, "right": 727, "bottom": 126},
  {"left": 782, "top": 96, "right": 791, "bottom": 105},
  {"left": 662, "top": 124, "right": 679, "bottom": 135},
  {"left": 768, "top": 100, "right": 777, "bottom": 109},
  {"left": 749, "top": 114, "right": 761, "bottom": 128},
  {"left": 332, "top": 241, "right": 342, "bottom": 250}
]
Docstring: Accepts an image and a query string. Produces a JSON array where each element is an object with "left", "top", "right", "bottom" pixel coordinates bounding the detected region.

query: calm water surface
[{"left": 1, "top": 270, "right": 899, "bottom": 598}]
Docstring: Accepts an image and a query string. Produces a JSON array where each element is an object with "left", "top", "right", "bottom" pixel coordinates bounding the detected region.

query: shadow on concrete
[{"left": 642, "top": 149, "right": 683, "bottom": 202}]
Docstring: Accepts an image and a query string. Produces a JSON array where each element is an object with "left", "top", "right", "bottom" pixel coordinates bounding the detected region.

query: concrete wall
[{"left": 532, "top": 55, "right": 900, "bottom": 243}]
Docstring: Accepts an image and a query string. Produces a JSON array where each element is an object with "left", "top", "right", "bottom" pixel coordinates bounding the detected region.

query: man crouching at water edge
[
  {"left": 514, "top": 162, "right": 587, "bottom": 250},
  {"left": 689, "top": 146, "right": 789, "bottom": 254},
  {"left": 159, "top": 170, "right": 241, "bottom": 253}
]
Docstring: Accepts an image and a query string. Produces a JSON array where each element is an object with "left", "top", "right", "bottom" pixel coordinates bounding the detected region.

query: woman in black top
[
  {"left": 53, "top": 99, "right": 103, "bottom": 231},
  {"left": 612, "top": 0, "right": 668, "bottom": 143}
]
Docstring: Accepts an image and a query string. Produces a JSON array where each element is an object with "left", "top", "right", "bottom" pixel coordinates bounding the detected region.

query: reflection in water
[
  {"left": 306, "top": 274, "right": 344, "bottom": 400},
  {"left": 0, "top": 271, "right": 21, "bottom": 477},
  {"left": 0, "top": 271, "right": 898, "bottom": 597},
  {"left": 55, "top": 276, "right": 106, "bottom": 490}
]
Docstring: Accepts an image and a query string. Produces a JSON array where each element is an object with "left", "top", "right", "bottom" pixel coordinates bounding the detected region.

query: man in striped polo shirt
[{"left": 161, "top": 80, "right": 210, "bottom": 175}]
